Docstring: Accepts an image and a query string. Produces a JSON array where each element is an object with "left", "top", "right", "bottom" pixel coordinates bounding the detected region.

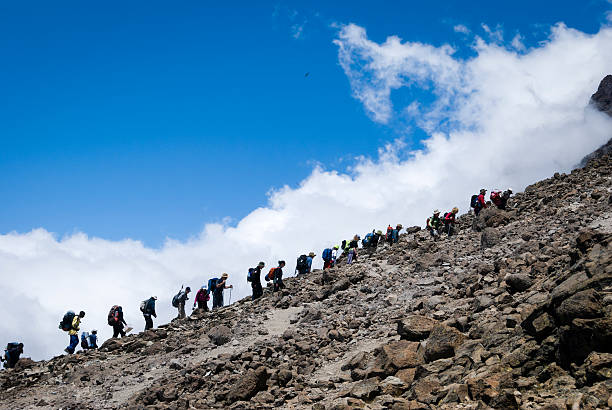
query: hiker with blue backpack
[
  {"left": 60, "top": 310, "right": 85, "bottom": 354},
  {"left": 210, "top": 273, "right": 232, "bottom": 309},
  {"left": 322, "top": 248, "right": 333, "bottom": 270},
  {"left": 2, "top": 342, "right": 23, "bottom": 369},
  {"left": 248, "top": 262, "right": 265, "bottom": 300},
  {"left": 172, "top": 287, "right": 191, "bottom": 319},
  {"left": 141, "top": 296, "right": 157, "bottom": 330},
  {"left": 471, "top": 189, "right": 487, "bottom": 216},
  {"left": 80, "top": 330, "right": 98, "bottom": 350}
]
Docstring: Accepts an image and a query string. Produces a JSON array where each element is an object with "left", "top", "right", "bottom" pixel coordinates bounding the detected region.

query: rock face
[
  {"left": 580, "top": 75, "right": 612, "bottom": 167},
  {"left": 1, "top": 116, "right": 612, "bottom": 408}
]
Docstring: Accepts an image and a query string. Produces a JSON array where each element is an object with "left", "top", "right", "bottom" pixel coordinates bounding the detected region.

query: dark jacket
[
  {"left": 144, "top": 298, "right": 156, "bottom": 316},
  {"left": 250, "top": 267, "right": 262, "bottom": 284}
]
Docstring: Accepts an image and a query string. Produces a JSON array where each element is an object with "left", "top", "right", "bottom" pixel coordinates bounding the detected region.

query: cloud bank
[{"left": 2, "top": 20, "right": 612, "bottom": 360}]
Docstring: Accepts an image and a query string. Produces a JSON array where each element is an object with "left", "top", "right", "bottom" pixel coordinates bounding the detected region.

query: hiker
[
  {"left": 2, "top": 342, "right": 23, "bottom": 369},
  {"left": 322, "top": 247, "right": 333, "bottom": 270},
  {"left": 443, "top": 207, "right": 459, "bottom": 236},
  {"left": 373, "top": 230, "right": 383, "bottom": 247},
  {"left": 141, "top": 296, "right": 157, "bottom": 331},
  {"left": 272, "top": 260, "right": 286, "bottom": 292},
  {"left": 63, "top": 311, "right": 85, "bottom": 354},
  {"left": 306, "top": 252, "right": 315, "bottom": 273},
  {"left": 80, "top": 330, "right": 98, "bottom": 350},
  {"left": 427, "top": 210, "right": 442, "bottom": 238},
  {"left": 173, "top": 287, "right": 191, "bottom": 319},
  {"left": 194, "top": 286, "right": 210, "bottom": 311},
  {"left": 490, "top": 190, "right": 502, "bottom": 208},
  {"left": 296, "top": 254, "right": 309, "bottom": 275},
  {"left": 362, "top": 231, "right": 375, "bottom": 249},
  {"left": 392, "top": 224, "right": 403, "bottom": 243},
  {"left": 471, "top": 189, "right": 487, "bottom": 216},
  {"left": 212, "top": 273, "right": 232, "bottom": 309},
  {"left": 331, "top": 245, "right": 340, "bottom": 267},
  {"left": 248, "top": 262, "right": 265, "bottom": 300},
  {"left": 385, "top": 225, "right": 393, "bottom": 244},
  {"left": 499, "top": 188, "right": 513, "bottom": 210},
  {"left": 347, "top": 235, "right": 360, "bottom": 264},
  {"left": 108, "top": 305, "right": 127, "bottom": 338}
]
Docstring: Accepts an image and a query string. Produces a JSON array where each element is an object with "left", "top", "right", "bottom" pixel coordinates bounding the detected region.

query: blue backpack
[
  {"left": 362, "top": 233, "right": 373, "bottom": 247},
  {"left": 322, "top": 248, "right": 332, "bottom": 261},
  {"left": 247, "top": 268, "right": 254, "bottom": 282},
  {"left": 208, "top": 278, "right": 219, "bottom": 293},
  {"left": 470, "top": 194, "right": 479, "bottom": 209},
  {"left": 81, "top": 332, "right": 90, "bottom": 349}
]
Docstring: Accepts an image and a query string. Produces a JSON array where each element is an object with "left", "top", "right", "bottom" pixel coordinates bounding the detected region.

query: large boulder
[
  {"left": 208, "top": 325, "right": 232, "bottom": 346},
  {"left": 481, "top": 228, "right": 501, "bottom": 250},
  {"left": 555, "top": 288, "right": 603, "bottom": 325},
  {"left": 375, "top": 340, "right": 425, "bottom": 374},
  {"left": 424, "top": 324, "right": 467, "bottom": 362},
  {"left": 397, "top": 316, "right": 439, "bottom": 341},
  {"left": 505, "top": 273, "right": 533, "bottom": 293},
  {"left": 226, "top": 366, "right": 269, "bottom": 403}
]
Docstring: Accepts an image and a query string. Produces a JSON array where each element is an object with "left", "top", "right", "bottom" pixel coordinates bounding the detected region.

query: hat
[
  {"left": 433, "top": 209, "right": 440, "bottom": 214},
  {"left": 258, "top": 261, "right": 265, "bottom": 267},
  {"left": 278, "top": 260, "right": 285, "bottom": 265},
  {"left": 308, "top": 252, "right": 316, "bottom": 257},
  {"left": 480, "top": 188, "right": 486, "bottom": 194},
  {"left": 221, "top": 273, "right": 229, "bottom": 278},
  {"left": 376, "top": 230, "right": 382, "bottom": 235},
  {"left": 333, "top": 245, "right": 339, "bottom": 249},
  {"left": 91, "top": 329, "right": 97, "bottom": 334},
  {"left": 185, "top": 286, "right": 191, "bottom": 292},
  {"left": 152, "top": 296, "right": 158, "bottom": 300},
  {"left": 201, "top": 285, "right": 206, "bottom": 289},
  {"left": 396, "top": 224, "right": 403, "bottom": 229},
  {"left": 507, "top": 188, "right": 513, "bottom": 193},
  {"left": 452, "top": 207, "right": 459, "bottom": 213},
  {"left": 79, "top": 311, "right": 86, "bottom": 317}
]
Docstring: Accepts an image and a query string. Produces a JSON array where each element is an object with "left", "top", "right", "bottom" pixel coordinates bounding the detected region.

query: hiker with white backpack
[{"left": 140, "top": 296, "right": 157, "bottom": 331}]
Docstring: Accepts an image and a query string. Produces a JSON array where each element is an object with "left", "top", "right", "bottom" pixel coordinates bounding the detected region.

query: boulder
[
  {"left": 556, "top": 288, "right": 603, "bottom": 325},
  {"left": 208, "top": 325, "right": 232, "bottom": 346},
  {"left": 375, "top": 340, "right": 425, "bottom": 374},
  {"left": 424, "top": 324, "right": 467, "bottom": 362},
  {"left": 397, "top": 315, "right": 439, "bottom": 341},
  {"left": 226, "top": 366, "right": 269, "bottom": 403},
  {"left": 349, "top": 377, "right": 380, "bottom": 400},
  {"left": 505, "top": 273, "right": 533, "bottom": 293},
  {"left": 481, "top": 228, "right": 501, "bottom": 249}
]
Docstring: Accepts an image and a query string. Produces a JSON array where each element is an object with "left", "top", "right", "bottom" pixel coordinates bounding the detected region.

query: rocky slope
[
  {"left": 580, "top": 75, "right": 612, "bottom": 167},
  {"left": 1, "top": 154, "right": 612, "bottom": 409}
]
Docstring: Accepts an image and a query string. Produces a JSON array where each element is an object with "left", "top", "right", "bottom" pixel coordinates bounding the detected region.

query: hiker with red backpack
[
  {"left": 443, "top": 207, "right": 459, "bottom": 236},
  {"left": 266, "top": 260, "right": 286, "bottom": 292},
  {"left": 108, "top": 305, "right": 128, "bottom": 338},
  {"left": 322, "top": 248, "right": 333, "bottom": 270},
  {"left": 193, "top": 286, "right": 210, "bottom": 311},
  {"left": 248, "top": 262, "right": 265, "bottom": 301},
  {"left": 61, "top": 310, "right": 85, "bottom": 354}
]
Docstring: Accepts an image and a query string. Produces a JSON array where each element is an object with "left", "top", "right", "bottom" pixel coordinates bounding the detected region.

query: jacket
[
  {"left": 69, "top": 316, "right": 81, "bottom": 336},
  {"left": 444, "top": 212, "right": 456, "bottom": 224},
  {"left": 477, "top": 194, "right": 487, "bottom": 209},
  {"left": 194, "top": 288, "right": 209, "bottom": 306},
  {"left": 428, "top": 215, "right": 441, "bottom": 229},
  {"left": 144, "top": 298, "right": 156, "bottom": 316}
]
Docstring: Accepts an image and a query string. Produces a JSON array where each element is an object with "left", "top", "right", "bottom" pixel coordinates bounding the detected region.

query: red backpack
[
  {"left": 490, "top": 191, "right": 502, "bottom": 206},
  {"left": 266, "top": 268, "right": 277, "bottom": 281}
]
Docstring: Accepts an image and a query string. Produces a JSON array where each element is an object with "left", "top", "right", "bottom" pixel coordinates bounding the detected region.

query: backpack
[
  {"left": 208, "top": 278, "right": 219, "bottom": 294},
  {"left": 139, "top": 300, "right": 147, "bottom": 313},
  {"left": 490, "top": 191, "right": 501, "bottom": 206},
  {"left": 322, "top": 248, "right": 332, "bottom": 261},
  {"left": 108, "top": 305, "right": 121, "bottom": 326},
  {"left": 247, "top": 268, "right": 255, "bottom": 282},
  {"left": 172, "top": 291, "right": 183, "bottom": 308},
  {"left": 59, "top": 311, "right": 75, "bottom": 332},
  {"left": 362, "top": 233, "right": 373, "bottom": 247},
  {"left": 470, "top": 194, "right": 479, "bottom": 209},
  {"left": 81, "top": 332, "right": 89, "bottom": 349},
  {"left": 341, "top": 240, "right": 346, "bottom": 251},
  {"left": 296, "top": 255, "right": 308, "bottom": 272},
  {"left": 266, "top": 267, "right": 277, "bottom": 281}
]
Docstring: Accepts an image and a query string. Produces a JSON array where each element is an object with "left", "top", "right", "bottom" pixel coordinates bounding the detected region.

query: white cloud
[
  {"left": 2, "top": 21, "right": 612, "bottom": 361},
  {"left": 454, "top": 24, "right": 470, "bottom": 34}
]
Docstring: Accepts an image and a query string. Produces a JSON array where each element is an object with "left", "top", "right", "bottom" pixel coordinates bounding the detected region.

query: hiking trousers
[
  {"left": 67, "top": 335, "right": 79, "bottom": 354},
  {"left": 213, "top": 292, "right": 223, "bottom": 309},
  {"left": 197, "top": 300, "right": 209, "bottom": 311},
  {"left": 112, "top": 324, "right": 126, "bottom": 338},
  {"left": 252, "top": 282, "right": 263, "bottom": 300},
  {"left": 178, "top": 301, "right": 186, "bottom": 319},
  {"left": 144, "top": 314, "right": 153, "bottom": 331}
]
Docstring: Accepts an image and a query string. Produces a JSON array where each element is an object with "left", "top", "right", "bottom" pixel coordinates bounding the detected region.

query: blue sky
[{"left": 1, "top": 0, "right": 610, "bottom": 246}]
